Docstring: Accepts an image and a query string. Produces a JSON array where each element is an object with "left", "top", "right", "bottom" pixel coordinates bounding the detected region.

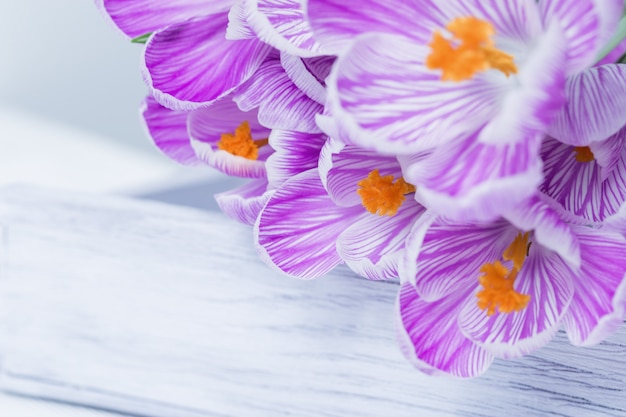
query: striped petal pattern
[
  {"left": 397, "top": 283, "right": 494, "bottom": 378},
  {"left": 255, "top": 169, "right": 365, "bottom": 278},
  {"left": 246, "top": 0, "right": 328, "bottom": 57},
  {"left": 145, "top": 12, "right": 272, "bottom": 110},
  {"left": 548, "top": 65, "right": 626, "bottom": 146},
  {"left": 141, "top": 96, "right": 200, "bottom": 166}
]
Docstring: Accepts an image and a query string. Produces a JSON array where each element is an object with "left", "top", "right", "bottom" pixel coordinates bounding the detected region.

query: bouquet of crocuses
[{"left": 97, "top": 0, "right": 626, "bottom": 378}]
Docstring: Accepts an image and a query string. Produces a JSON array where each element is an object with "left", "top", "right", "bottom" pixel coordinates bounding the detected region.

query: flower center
[
  {"left": 476, "top": 232, "right": 531, "bottom": 316},
  {"left": 573, "top": 146, "right": 595, "bottom": 163},
  {"left": 426, "top": 17, "right": 518, "bottom": 82},
  {"left": 217, "top": 121, "right": 268, "bottom": 160},
  {"left": 357, "top": 169, "right": 416, "bottom": 216}
]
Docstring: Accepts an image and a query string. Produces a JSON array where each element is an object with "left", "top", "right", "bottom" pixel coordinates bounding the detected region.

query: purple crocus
[
  {"left": 397, "top": 195, "right": 626, "bottom": 377},
  {"left": 307, "top": 0, "right": 624, "bottom": 221},
  {"left": 256, "top": 140, "right": 425, "bottom": 280},
  {"left": 541, "top": 127, "right": 626, "bottom": 223}
]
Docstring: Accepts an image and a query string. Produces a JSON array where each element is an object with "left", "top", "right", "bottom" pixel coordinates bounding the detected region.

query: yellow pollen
[
  {"left": 217, "top": 121, "right": 268, "bottom": 160},
  {"left": 357, "top": 169, "right": 416, "bottom": 216},
  {"left": 476, "top": 232, "right": 531, "bottom": 316},
  {"left": 426, "top": 16, "right": 518, "bottom": 82},
  {"left": 573, "top": 146, "right": 595, "bottom": 163}
]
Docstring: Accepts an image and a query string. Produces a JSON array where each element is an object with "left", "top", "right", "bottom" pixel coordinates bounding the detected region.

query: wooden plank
[{"left": 0, "top": 186, "right": 625, "bottom": 416}]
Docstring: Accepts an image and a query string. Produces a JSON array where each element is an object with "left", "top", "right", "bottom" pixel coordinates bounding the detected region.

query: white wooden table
[{"left": 1, "top": 187, "right": 625, "bottom": 417}]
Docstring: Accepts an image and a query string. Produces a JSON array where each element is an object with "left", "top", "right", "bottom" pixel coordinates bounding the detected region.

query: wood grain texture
[{"left": 0, "top": 186, "right": 625, "bottom": 417}]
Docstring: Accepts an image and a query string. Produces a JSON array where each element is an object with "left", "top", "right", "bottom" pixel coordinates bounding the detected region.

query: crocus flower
[
  {"left": 308, "top": 0, "right": 625, "bottom": 221},
  {"left": 256, "top": 140, "right": 425, "bottom": 280},
  {"left": 541, "top": 127, "right": 626, "bottom": 223},
  {"left": 397, "top": 195, "right": 626, "bottom": 377}
]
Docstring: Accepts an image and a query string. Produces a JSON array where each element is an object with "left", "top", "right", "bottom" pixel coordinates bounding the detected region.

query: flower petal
[
  {"left": 266, "top": 130, "right": 326, "bottom": 188},
  {"left": 141, "top": 96, "right": 200, "bottom": 166},
  {"left": 188, "top": 97, "right": 271, "bottom": 178},
  {"left": 233, "top": 52, "right": 324, "bottom": 133},
  {"left": 547, "top": 64, "right": 626, "bottom": 146},
  {"left": 215, "top": 178, "right": 272, "bottom": 225},
  {"left": 397, "top": 283, "right": 494, "bottom": 378},
  {"left": 338, "top": 199, "right": 424, "bottom": 281},
  {"left": 328, "top": 20, "right": 567, "bottom": 155},
  {"left": 305, "top": 0, "right": 432, "bottom": 55},
  {"left": 324, "top": 145, "right": 403, "bottom": 207},
  {"left": 541, "top": 131, "right": 626, "bottom": 223},
  {"left": 226, "top": 0, "right": 257, "bottom": 40},
  {"left": 402, "top": 215, "right": 517, "bottom": 300},
  {"left": 328, "top": 32, "right": 503, "bottom": 154},
  {"left": 416, "top": 132, "right": 544, "bottom": 222},
  {"left": 97, "top": 0, "right": 228, "bottom": 38},
  {"left": 255, "top": 169, "right": 365, "bottom": 278},
  {"left": 459, "top": 242, "right": 575, "bottom": 359},
  {"left": 246, "top": 0, "right": 328, "bottom": 57},
  {"left": 539, "top": 0, "right": 623, "bottom": 73},
  {"left": 562, "top": 226, "right": 626, "bottom": 346},
  {"left": 504, "top": 194, "right": 581, "bottom": 268},
  {"left": 145, "top": 12, "right": 272, "bottom": 110},
  {"left": 280, "top": 53, "right": 334, "bottom": 104}
]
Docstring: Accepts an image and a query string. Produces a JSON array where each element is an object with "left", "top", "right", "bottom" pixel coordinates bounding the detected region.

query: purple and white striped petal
[
  {"left": 433, "top": 0, "right": 543, "bottom": 43},
  {"left": 305, "top": 0, "right": 432, "bottom": 55},
  {"left": 563, "top": 226, "right": 626, "bottom": 346},
  {"left": 415, "top": 132, "right": 544, "bottom": 222},
  {"left": 547, "top": 65, "right": 626, "bottom": 146},
  {"left": 246, "top": 0, "right": 327, "bottom": 57},
  {"left": 144, "top": 12, "right": 272, "bottom": 110},
  {"left": 96, "top": 0, "right": 228, "bottom": 38},
  {"left": 280, "top": 53, "right": 334, "bottom": 104},
  {"left": 227, "top": 0, "right": 256, "bottom": 40},
  {"left": 328, "top": 32, "right": 502, "bottom": 154},
  {"left": 141, "top": 95, "right": 200, "bottom": 166},
  {"left": 255, "top": 169, "right": 365, "bottom": 278},
  {"left": 323, "top": 145, "right": 404, "bottom": 207},
  {"left": 215, "top": 178, "right": 272, "bottom": 225},
  {"left": 397, "top": 283, "right": 494, "bottom": 378},
  {"left": 504, "top": 194, "right": 581, "bottom": 268},
  {"left": 590, "top": 128, "right": 626, "bottom": 180},
  {"left": 402, "top": 215, "right": 517, "bottom": 301},
  {"left": 188, "top": 98, "right": 271, "bottom": 178},
  {"left": 233, "top": 52, "right": 324, "bottom": 133},
  {"left": 338, "top": 199, "right": 424, "bottom": 281},
  {"left": 539, "top": 0, "right": 623, "bottom": 74},
  {"left": 265, "top": 130, "right": 327, "bottom": 188},
  {"left": 329, "top": 18, "right": 566, "bottom": 155},
  {"left": 458, "top": 242, "right": 574, "bottom": 359},
  {"left": 541, "top": 131, "right": 626, "bottom": 223}
]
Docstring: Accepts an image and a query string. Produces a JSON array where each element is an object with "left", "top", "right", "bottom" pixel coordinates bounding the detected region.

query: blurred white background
[
  {"left": 0, "top": 0, "right": 240, "bottom": 206},
  {"left": 0, "top": 0, "right": 148, "bottom": 150}
]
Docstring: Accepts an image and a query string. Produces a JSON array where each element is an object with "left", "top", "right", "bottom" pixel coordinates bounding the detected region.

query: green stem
[{"left": 131, "top": 33, "right": 152, "bottom": 44}]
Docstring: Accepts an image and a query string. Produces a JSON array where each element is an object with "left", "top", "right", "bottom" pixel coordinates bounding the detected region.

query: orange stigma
[
  {"left": 426, "top": 17, "right": 518, "bottom": 82},
  {"left": 217, "top": 121, "right": 268, "bottom": 160},
  {"left": 476, "top": 232, "right": 531, "bottom": 316},
  {"left": 357, "top": 169, "right": 416, "bottom": 216},
  {"left": 573, "top": 146, "right": 595, "bottom": 163}
]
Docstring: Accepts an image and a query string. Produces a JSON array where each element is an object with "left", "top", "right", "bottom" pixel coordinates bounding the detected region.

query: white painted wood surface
[{"left": 0, "top": 186, "right": 625, "bottom": 417}]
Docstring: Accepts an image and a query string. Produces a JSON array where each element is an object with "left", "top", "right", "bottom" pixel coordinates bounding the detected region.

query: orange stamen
[
  {"left": 217, "top": 121, "right": 268, "bottom": 160},
  {"left": 573, "top": 146, "right": 595, "bottom": 163},
  {"left": 357, "top": 169, "right": 416, "bottom": 216},
  {"left": 426, "top": 16, "right": 518, "bottom": 82},
  {"left": 476, "top": 232, "right": 531, "bottom": 316}
]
